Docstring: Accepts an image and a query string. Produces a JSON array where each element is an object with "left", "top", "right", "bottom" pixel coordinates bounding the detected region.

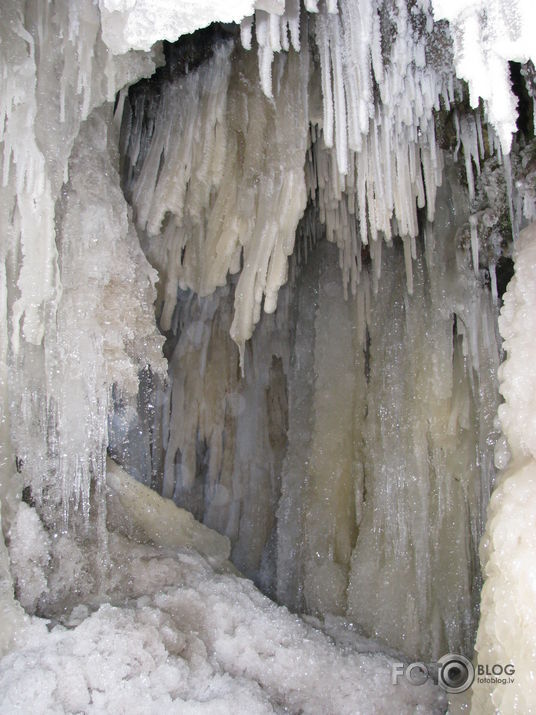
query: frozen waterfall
[{"left": 1, "top": 0, "right": 536, "bottom": 713}]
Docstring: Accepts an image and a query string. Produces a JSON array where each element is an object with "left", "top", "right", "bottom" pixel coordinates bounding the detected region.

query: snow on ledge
[{"left": 98, "top": 0, "right": 257, "bottom": 54}]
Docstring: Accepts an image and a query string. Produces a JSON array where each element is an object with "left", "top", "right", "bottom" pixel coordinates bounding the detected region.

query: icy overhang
[{"left": 98, "top": 0, "right": 258, "bottom": 54}]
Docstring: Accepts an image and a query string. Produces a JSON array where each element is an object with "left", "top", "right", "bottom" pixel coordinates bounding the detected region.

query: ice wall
[
  {"left": 472, "top": 223, "right": 536, "bottom": 714},
  {"left": 143, "top": 188, "right": 501, "bottom": 663}
]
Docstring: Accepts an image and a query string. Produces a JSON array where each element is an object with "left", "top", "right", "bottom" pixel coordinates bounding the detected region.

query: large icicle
[{"left": 1, "top": 0, "right": 164, "bottom": 523}]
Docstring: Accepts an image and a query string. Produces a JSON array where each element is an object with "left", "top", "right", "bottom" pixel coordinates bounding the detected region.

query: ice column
[{"left": 473, "top": 222, "right": 536, "bottom": 714}]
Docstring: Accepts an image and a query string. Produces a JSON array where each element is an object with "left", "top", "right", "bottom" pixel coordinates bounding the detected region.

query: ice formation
[
  {"left": 0, "top": 0, "right": 166, "bottom": 529},
  {"left": 122, "top": 40, "right": 309, "bottom": 362},
  {"left": 1, "top": 0, "right": 536, "bottom": 713},
  {"left": 472, "top": 223, "right": 536, "bottom": 714},
  {"left": 430, "top": 0, "right": 536, "bottom": 153},
  {"left": 147, "top": 173, "right": 501, "bottom": 660}
]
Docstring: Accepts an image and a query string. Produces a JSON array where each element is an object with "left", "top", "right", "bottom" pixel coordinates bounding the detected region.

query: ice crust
[
  {"left": 430, "top": 0, "right": 536, "bottom": 153},
  {"left": 99, "top": 0, "right": 256, "bottom": 54}
]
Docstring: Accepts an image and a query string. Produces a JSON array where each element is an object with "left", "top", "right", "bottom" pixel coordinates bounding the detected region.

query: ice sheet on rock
[
  {"left": 274, "top": 212, "right": 500, "bottom": 660},
  {"left": 29, "top": 106, "right": 165, "bottom": 520},
  {"left": 1, "top": 0, "right": 164, "bottom": 526}
]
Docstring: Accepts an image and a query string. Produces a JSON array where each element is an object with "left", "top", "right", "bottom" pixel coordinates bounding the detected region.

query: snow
[
  {"left": 0, "top": 493, "right": 446, "bottom": 715},
  {"left": 99, "top": 0, "right": 256, "bottom": 54},
  {"left": 496, "top": 223, "right": 536, "bottom": 461},
  {"left": 472, "top": 221, "right": 536, "bottom": 714}
]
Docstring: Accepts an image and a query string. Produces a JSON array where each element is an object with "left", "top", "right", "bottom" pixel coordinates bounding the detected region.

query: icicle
[
  {"left": 316, "top": 14, "right": 334, "bottom": 148},
  {"left": 489, "top": 260, "right": 498, "bottom": 305},
  {"left": 240, "top": 15, "right": 254, "bottom": 50},
  {"left": 329, "top": 14, "right": 348, "bottom": 175},
  {"left": 503, "top": 152, "right": 518, "bottom": 242},
  {"left": 402, "top": 236, "right": 414, "bottom": 295},
  {"left": 469, "top": 214, "right": 479, "bottom": 275}
]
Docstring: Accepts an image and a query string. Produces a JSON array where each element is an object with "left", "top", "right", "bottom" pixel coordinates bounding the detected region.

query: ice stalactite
[
  {"left": 122, "top": 40, "right": 310, "bottom": 362},
  {"left": 122, "top": 0, "right": 458, "bottom": 356}
]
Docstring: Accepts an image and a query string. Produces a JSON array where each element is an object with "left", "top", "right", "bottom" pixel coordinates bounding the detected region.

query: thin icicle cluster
[
  {"left": 302, "top": 0, "right": 456, "bottom": 295},
  {"left": 121, "top": 0, "right": 529, "bottom": 352},
  {"left": 122, "top": 42, "right": 310, "bottom": 361},
  {"left": 430, "top": 0, "right": 536, "bottom": 153},
  {"left": 241, "top": 0, "right": 303, "bottom": 97}
]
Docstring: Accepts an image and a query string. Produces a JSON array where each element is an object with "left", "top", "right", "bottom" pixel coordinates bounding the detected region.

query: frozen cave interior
[{"left": 1, "top": 1, "right": 536, "bottom": 714}]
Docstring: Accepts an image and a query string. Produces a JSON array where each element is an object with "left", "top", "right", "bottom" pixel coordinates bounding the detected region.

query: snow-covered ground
[{"left": 0, "top": 468, "right": 446, "bottom": 714}]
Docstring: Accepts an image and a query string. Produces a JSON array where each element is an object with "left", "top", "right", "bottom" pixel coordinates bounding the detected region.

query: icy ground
[{"left": 0, "top": 470, "right": 446, "bottom": 714}]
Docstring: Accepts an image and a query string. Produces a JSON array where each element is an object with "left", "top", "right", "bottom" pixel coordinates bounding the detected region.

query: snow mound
[{"left": 0, "top": 533, "right": 446, "bottom": 714}]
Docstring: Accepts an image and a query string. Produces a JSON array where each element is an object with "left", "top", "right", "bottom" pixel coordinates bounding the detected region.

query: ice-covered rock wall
[{"left": 136, "top": 172, "right": 501, "bottom": 660}]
